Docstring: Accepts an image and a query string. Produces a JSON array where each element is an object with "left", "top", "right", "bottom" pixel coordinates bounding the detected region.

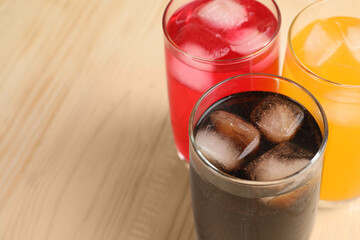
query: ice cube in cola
[
  {"left": 195, "top": 129, "right": 244, "bottom": 171},
  {"left": 245, "top": 142, "right": 312, "bottom": 181},
  {"left": 250, "top": 95, "right": 304, "bottom": 143},
  {"left": 191, "top": 91, "right": 323, "bottom": 240}
]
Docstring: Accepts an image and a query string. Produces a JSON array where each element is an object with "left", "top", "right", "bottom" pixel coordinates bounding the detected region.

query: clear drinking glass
[
  {"left": 282, "top": 0, "right": 360, "bottom": 203},
  {"left": 189, "top": 73, "right": 328, "bottom": 240},
  {"left": 162, "top": 0, "right": 281, "bottom": 161}
]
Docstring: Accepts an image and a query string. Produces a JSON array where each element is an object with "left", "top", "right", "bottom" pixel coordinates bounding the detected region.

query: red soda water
[{"left": 163, "top": 0, "right": 280, "bottom": 160}]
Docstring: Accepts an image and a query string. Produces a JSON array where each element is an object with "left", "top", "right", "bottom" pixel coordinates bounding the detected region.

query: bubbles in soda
[{"left": 194, "top": 91, "right": 322, "bottom": 179}]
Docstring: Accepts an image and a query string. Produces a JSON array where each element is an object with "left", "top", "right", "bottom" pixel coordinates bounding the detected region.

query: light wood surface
[{"left": 0, "top": 0, "right": 359, "bottom": 239}]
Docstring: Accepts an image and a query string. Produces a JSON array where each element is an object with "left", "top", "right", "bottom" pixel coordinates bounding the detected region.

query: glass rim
[
  {"left": 189, "top": 73, "right": 328, "bottom": 187},
  {"left": 287, "top": 0, "right": 360, "bottom": 90},
  {"left": 162, "top": 0, "right": 282, "bottom": 64}
]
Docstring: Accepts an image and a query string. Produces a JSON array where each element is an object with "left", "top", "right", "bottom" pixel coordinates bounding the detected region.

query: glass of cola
[{"left": 189, "top": 73, "right": 328, "bottom": 240}]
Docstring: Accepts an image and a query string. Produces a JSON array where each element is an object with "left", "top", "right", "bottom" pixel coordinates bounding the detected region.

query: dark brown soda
[{"left": 190, "top": 91, "right": 323, "bottom": 240}]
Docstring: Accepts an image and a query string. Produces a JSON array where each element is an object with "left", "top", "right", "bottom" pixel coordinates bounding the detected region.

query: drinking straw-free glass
[
  {"left": 163, "top": 0, "right": 281, "bottom": 161},
  {"left": 189, "top": 73, "right": 328, "bottom": 240},
  {"left": 282, "top": 0, "right": 360, "bottom": 203}
]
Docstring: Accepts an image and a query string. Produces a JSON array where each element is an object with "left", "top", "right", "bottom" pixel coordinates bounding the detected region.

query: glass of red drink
[{"left": 162, "top": 0, "right": 281, "bottom": 161}]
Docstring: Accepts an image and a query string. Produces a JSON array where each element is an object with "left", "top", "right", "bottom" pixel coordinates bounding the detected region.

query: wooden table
[{"left": 0, "top": 0, "right": 359, "bottom": 239}]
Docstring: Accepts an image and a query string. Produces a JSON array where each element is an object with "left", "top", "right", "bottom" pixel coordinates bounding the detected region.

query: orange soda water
[{"left": 283, "top": 16, "right": 360, "bottom": 201}]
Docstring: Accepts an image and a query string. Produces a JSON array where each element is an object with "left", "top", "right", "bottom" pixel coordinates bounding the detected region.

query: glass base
[
  {"left": 177, "top": 150, "right": 189, "bottom": 169},
  {"left": 319, "top": 195, "right": 360, "bottom": 209}
]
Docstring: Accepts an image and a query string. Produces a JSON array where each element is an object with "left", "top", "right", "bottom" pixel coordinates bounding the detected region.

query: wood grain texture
[{"left": 0, "top": 0, "right": 358, "bottom": 239}]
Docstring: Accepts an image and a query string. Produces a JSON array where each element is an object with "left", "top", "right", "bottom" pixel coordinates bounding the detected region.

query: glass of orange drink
[{"left": 283, "top": 0, "right": 360, "bottom": 204}]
